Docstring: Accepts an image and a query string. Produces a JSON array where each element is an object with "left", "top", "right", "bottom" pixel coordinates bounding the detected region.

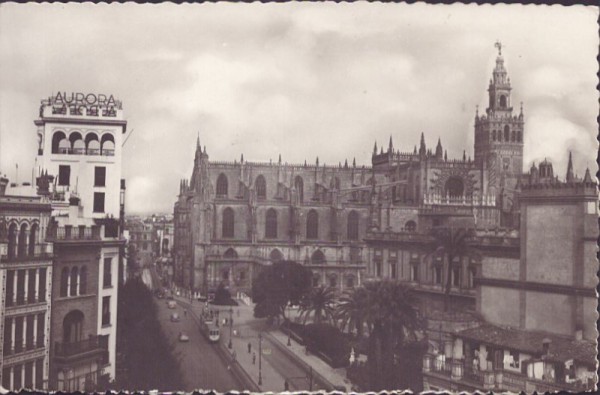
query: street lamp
[
  {"left": 258, "top": 332, "right": 263, "bottom": 386},
  {"left": 228, "top": 307, "right": 233, "bottom": 349}
]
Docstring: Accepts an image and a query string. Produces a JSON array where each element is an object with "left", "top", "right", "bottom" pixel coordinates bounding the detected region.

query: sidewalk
[
  {"left": 268, "top": 329, "right": 351, "bottom": 389},
  {"left": 175, "top": 296, "right": 289, "bottom": 392}
]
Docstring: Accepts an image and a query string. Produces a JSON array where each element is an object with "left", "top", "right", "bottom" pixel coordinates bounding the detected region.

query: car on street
[
  {"left": 178, "top": 332, "right": 189, "bottom": 342},
  {"left": 168, "top": 301, "right": 177, "bottom": 309},
  {"left": 171, "top": 313, "right": 180, "bottom": 322}
]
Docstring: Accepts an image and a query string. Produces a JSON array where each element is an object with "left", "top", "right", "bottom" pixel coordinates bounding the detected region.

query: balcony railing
[
  {"left": 54, "top": 335, "right": 107, "bottom": 359},
  {"left": 1, "top": 243, "right": 53, "bottom": 263},
  {"left": 48, "top": 226, "right": 102, "bottom": 241}
]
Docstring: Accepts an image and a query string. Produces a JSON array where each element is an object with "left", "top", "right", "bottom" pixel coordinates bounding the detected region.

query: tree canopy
[{"left": 252, "top": 260, "right": 312, "bottom": 320}]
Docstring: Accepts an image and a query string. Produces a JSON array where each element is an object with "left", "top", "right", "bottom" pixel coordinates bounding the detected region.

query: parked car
[
  {"left": 168, "top": 301, "right": 177, "bottom": 309},
  {"left": 170, "top": 313, "right": 180, "bottom": 322},
  {"left": 178, "top": 332, "right": 189, "bottom": 342}
]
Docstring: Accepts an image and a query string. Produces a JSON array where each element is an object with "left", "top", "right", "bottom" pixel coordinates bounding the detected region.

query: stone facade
[
  {"left": 0, "top": 181, "right": 53, "bottom": 391},
  {"left": 175, "top": 149, "right": 372, "bottom": 294}
]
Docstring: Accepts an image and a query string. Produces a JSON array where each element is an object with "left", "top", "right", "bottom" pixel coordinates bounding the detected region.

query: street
[{"left": 144, "top": 268, "right": 243, "bottom": 392}]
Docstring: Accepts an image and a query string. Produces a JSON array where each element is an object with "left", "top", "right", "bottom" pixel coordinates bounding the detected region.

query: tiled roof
[{"left": 457, "top": 323, "right": 597, "bottom": 366}]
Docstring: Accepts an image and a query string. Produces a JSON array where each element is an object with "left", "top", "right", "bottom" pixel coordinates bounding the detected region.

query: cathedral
[{"left": 174, "top": 46, "right": 526, "bottom": 296}]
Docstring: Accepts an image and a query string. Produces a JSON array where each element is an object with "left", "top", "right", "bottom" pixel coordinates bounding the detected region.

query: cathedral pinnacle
[
  {"left": 388, "top": 135, "right": 393, "bottom": 152},
  {"left": 495, "top": 40, "right": 502, "bottom": 56},
  {"left": 435, "top": 138, "right": 443, "bottom": 159},
  {"left": 373, "top": 141, "right": 378, "bottom": 155},
  {"left": 419, "top": 132, "right": 426, "bottom": 156},
  {"left": 566, "top": 151, "right": 574, "bottom": 183},
  {"left": 583, "top": 167, "right": 592, "bottom": 183}
]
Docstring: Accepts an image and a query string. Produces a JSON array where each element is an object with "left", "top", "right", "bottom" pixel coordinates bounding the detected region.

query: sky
[{"left": 0, "top": 3, "right": 598, "bottom": 214}]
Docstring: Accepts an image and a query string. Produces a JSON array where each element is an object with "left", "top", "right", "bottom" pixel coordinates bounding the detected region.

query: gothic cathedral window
[{"left": 216, "top": 174, "right": 228, "bottom": 197}]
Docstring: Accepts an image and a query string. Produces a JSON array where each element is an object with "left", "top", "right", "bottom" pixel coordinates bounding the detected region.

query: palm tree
[
  {"left": 365, "top": 280, "right": 424, "bottom": 390},
  {"left": 335, "top": 286, "right": 371, "bottom": 338},
  {"left": 429, "top": 226, "right": 479, "bottom": 312},
  {"left": 299, "top": 286, "right": 336, "bottom": 324}
]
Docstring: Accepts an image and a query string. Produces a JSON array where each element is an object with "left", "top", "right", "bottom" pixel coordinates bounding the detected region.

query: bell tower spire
[{"left": 473, "top": 43, "right": 525, "bottom": 224}]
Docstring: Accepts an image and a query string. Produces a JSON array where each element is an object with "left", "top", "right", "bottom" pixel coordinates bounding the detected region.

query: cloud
[{"left": 0, "top": 3, "right": 597, "bottom": 214}]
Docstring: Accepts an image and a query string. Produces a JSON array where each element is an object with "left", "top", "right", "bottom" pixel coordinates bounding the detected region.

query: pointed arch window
[
  {"left": 504, "top": 125, "right": 510, "bottom": 142},
  {"left": 216, "top": 174, "right": 228, "bottom": 197},
  {"left": 222, "top": 207, "right": 234, "bottom": 238},
  {"left": 517, "top": 131, "right": 522, "bottom": 143},
  {"left": 294, "top": 176, "right": 304, "bottom": 203},
  {"left": 255, "top": 175, "right": 266, "bottom": 199},
  {"left": 347, "top": 210, "right": 359, "bottom": 240},
  {"left": 492, "top": 130, "right": 496, "bottom": 141},
  {"left": 18, "top": 223, "right": 28, "bottom": 257},
  {"left": 511, "top": 130, "right": 516, "bottom": 142},
  {"left": 265, "top": 208, "right": 278, "bottom": 239},
  {"left": 7, "top": 223, "right": 17, "bottom": 259},
  {"left": 28, "top": 223, "right": 38, "bottom": 256},
  {"left": 306, "top": 210, "right": 318, "bottom": 240}
]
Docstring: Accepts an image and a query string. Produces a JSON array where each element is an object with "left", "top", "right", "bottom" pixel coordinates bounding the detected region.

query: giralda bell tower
[{"left": 474, "top": 42, "right": 524, "bottom": 216}]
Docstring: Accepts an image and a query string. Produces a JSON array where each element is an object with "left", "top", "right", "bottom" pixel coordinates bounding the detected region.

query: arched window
[
  {"left": 222, "top": 207, "right": 234, "bottom": 238},
  {"left": 70, "top": 267, "right": 79, "bottom": 296},
  {"left": 294, "top": 176, "right": 304, "bottom": 203},
  {"left": 492, "top": 130, "right": 496, "bottom": 141},
  {"left": 100, "top": 133, "right": 115, "bottom": 156},
  {"left": 511, "top": 130, "right": 516, "bottom": 142},
  {"left": 504, "top": 125, "right": 510, "bottom": 142},
  {"left": 7, "top": 223, "right": 17, "bottom": 259},
  {"left": 60, "top": 268, "right": 69, "bottom": 297},
  {"left": 28, "top": 223, "right": 38, "bottom": 256},
  {"left": 79, "top": 266, "right": 87, "bottom": 295},
  {"left": 69, "top": 132, "right": 84, "bottom": 154},
  {"left": 216, "top": 174, "right": 228, "bottom": 197},
  {"left": 517, "top": 131, "right": 522, "bottom": 142},
  {"left": 405, "top": 220, "right": 417, "bottom": 232},
  {"left": 306, "top": 210, "right": 318, "bottom": 239},
  {"left": 52, "top": 131, "right": 67, "bottom": 154},
  {"left": 265, "top": 208, "right": 278, "bottom": 239},
  {"left": 18, "top": 223, "right": 28, "bottom": 257},
  {"left": 63, "top": 310, "right": 84, "bottom": 344},
  {"left": 85, "top": 133, "right": 100, "bottom": 155},
  {"left": 255, "top": 175, "right": 266, "bottom": 199},
  {"left": 311, "top": 250, "right": 326, "bottom": 265},
  {"left": 499, "top": 95, "right": 507, "bottom": 108},
  {"left": 347, "top": 210, "right": 359, "bottom": 240},
  {"left": 223, "top": 248, "right": 238, "bottom": 259},
  {"left": 269, "top": 249, "right": 283, "bottom": 263}
]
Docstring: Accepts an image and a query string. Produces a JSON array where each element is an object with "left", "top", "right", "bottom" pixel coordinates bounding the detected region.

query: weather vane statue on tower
[{"left": 495, "top": 40, "right": 502, "bottom": 56}]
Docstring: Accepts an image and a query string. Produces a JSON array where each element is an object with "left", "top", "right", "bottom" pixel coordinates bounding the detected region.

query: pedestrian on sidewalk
[
  {"left": 184, "top": 309, "right": 187, "bottom": 318},
  {"left": 247, "top": 342, "right": 252, "bottom": 353},
  {"left": 252, "top": 352, "right": 256, "bottom": 365},
  {"left": 284, "top": 380, "right": 289, "bottom": 391}
]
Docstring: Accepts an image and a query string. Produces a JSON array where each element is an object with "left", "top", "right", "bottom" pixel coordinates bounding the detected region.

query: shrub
[{"left": 303, "top": 323, "right": 350, "bottom": 368}]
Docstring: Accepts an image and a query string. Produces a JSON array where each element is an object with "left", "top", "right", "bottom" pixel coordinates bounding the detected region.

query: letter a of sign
[
  {"left": 55, "top": 92, "right": 64, "bottom": 104},
  {"left": 107, "top": 95, "right": 115, "bottom": 106}
]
